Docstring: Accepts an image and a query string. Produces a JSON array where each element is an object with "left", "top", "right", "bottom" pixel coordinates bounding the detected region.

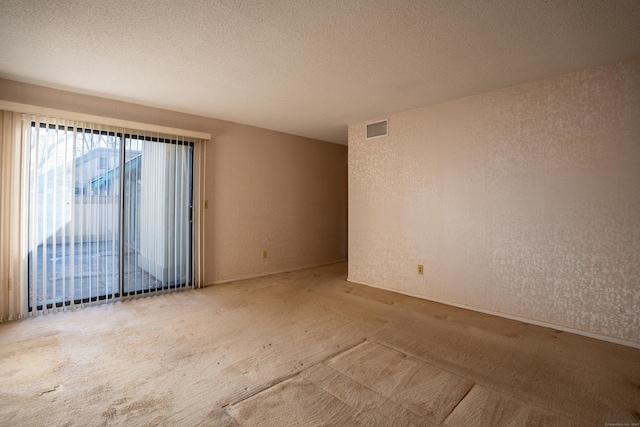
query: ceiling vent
[{"left": 366, "top": 119, "right": 388, "bottom": 139}]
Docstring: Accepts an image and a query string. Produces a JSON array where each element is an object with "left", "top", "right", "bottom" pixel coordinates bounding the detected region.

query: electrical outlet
[
  {"left": 262, "top": 250, "right": 267, "bottom": 259},
  {"left": 204, "top": 200, "right": 209, "bottom": 209},
  {"left": 417, "top": 265, "right": 424, "bottom": 275}
]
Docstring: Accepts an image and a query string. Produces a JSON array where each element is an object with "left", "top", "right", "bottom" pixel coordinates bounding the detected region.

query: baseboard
[
  {"left": 206, "top": 259, "right": 347, "bottom": 286},
  {"left": 347, "top": 277, "right": 640, "bottom": 350}
]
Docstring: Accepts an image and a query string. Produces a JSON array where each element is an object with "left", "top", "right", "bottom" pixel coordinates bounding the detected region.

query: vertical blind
[
  {"left": 0, "top": 111, "right": 26, "bottom": 321},
  {"left": 24, "top": 115, "right": 198, "bottom": 315}
]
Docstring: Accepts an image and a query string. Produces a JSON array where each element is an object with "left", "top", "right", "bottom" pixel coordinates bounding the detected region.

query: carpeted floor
[{"left": 1, "top": 262, "right": 639, "bottom": 426}]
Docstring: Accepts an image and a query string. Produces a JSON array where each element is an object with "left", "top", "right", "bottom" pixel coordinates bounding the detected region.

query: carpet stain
[
  {"left": 39, "top": 384, "right": 63, "bottom": 396},
  {"left": 122, "top": 397, "right": 170, "bottom": 416},
  {"left": 102, "top": 407, "right": 116, "bottom": 419},
  {"left": 113, "top": 397, "right": 128, "bottom": 405}
]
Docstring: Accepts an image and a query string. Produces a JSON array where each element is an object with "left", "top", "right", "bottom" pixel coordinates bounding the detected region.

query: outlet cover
[{"left": 417, "top": 265, "right": 424, "bottom": 275}]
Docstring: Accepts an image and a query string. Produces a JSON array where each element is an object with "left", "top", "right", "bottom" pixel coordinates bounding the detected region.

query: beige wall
[
  {"left": 0, "top": 79, "right": 347, "bottom": 284},
  {"left": 348, "top": 59, "right": 640, "bottom": 345},
  {"left": 207, "top": 122, "right": 347, "bottom": 282}
]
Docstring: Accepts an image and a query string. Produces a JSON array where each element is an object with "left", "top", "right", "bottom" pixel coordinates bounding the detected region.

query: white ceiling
[{"left": 1, "top": 1, "right": 640, "bottom": 144}]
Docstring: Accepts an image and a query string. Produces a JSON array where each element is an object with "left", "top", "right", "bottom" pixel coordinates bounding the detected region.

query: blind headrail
[{"left": 0, "top": 100, "right": 211, "bottom": 140}]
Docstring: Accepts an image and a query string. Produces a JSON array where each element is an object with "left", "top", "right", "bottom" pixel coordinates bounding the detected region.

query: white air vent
[{"left": 366, "top": 120, "right": 388, "bottom": 139}]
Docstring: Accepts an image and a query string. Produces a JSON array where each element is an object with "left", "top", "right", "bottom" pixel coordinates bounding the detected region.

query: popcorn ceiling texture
[
  {"left": 348, "top": 59, "right": 640, "bottom": 344},
  {"left": 3, "top": 0, "right": 640, "bottom": 144}
]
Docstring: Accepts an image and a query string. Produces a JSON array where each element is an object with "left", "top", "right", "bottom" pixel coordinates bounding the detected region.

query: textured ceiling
[{"left": 1, "top": 1, "right": 640, "bottom": 144}]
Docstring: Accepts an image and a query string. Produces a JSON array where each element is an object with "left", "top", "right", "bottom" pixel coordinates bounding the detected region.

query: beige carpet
[{"left": 1, "top": 262, "right": 638, "bottom": 426}]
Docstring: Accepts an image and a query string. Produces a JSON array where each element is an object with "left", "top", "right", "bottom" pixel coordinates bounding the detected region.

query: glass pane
[
  {"left": 28, "top": 124, "right": 121, "bottom": 309},
  {"left": 122, "top": 136, "right": 193, "bottom": 295}
]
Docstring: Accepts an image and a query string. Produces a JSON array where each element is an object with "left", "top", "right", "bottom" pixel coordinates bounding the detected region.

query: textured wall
[
  {"left": 348, "top": 60, "right": 640, "bottom": 344},
  {"left": 0, "top": 79, "right": 347, "bottom": 285}
]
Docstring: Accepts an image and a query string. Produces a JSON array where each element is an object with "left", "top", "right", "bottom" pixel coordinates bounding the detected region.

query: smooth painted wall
[
  {"left": 0, "top": 79, "right": 347, "bottom": 284},
  {"left": 348, "top": 59, "right": 640, "bottom": 345}
]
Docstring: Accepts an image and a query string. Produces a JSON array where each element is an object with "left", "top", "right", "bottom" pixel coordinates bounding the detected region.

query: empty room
[{"left": 1, "top": 1, "right": 639, "bottom": 426}]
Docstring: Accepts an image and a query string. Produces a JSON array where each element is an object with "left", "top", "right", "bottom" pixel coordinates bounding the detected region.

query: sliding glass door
[
  {"left": 27, "top": 121, "right": 193, "bottom": 312},
  {"left": 121, "top": 134, "right": 193, "bottom": 296}
]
